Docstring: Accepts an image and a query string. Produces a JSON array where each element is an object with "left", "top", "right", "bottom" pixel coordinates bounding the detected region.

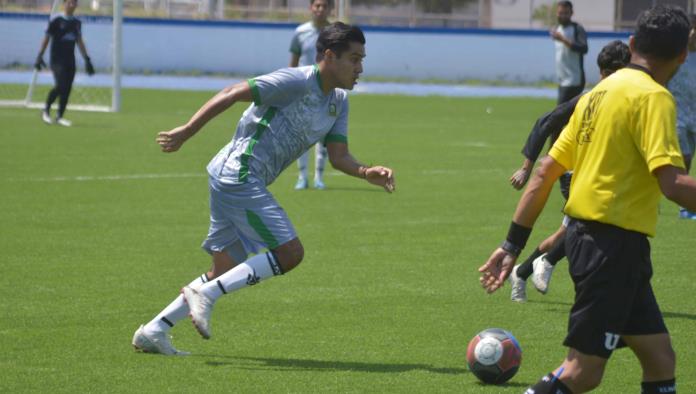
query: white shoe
[
  {"left": 42, "top": 111, "right": 53, "bottom": 125},
  {"left": 509, "top": 265, "right": 527, "bottom": 303},
  {"left": 56, "top": 117, "right": 72, "bottom": 127},
  {"left": 182, "top": 286, "right": 214, "bottom": 339},
  {"left": 132, "top": 325, "right": 189, "bottom": 355},
  {"left": 294, "top": 177, "right": 308, "bottom": 190},
  {"left": 313, "top": 178, "right": 326, "bottom": 190},
  {"left": 532, "top": 254, "right": 555, "bottom": 294}
]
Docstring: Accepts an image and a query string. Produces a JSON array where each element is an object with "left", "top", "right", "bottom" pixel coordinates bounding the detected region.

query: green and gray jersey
[
  {"left": 207, "top": 65, "right": 349, "bottom": 186},
  {"left": 290, "top": 21, "right": 320, "bottom": 67}
]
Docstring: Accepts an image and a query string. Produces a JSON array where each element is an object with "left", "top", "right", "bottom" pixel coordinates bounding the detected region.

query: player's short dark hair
[
  {"left": 310, "top": 0, "right": 333, "bottom": 7},
  {"left": 597, "top": 40, "right": 630, "bottom": 73},
  {"left": 557, "top": 1, "right": 572, "bottom": 10},
  {"left": 316, "top": 22, "right": 365, "bottom": 58},
  {"left": 633, "top": 5, "right": 691, "bottom": 61}
]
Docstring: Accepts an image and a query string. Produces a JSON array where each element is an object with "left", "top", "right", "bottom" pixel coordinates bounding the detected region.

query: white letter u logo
[{"left": 604, "top": 333, "right": 620, "bottom": 350}]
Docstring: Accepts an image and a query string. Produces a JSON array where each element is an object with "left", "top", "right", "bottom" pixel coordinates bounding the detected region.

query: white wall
[
  {"left": 0, "top": 13, "right": 629, "bottom": 85},
  {"left": 491, "top": 0, "right": 616, "bottom": 30}
]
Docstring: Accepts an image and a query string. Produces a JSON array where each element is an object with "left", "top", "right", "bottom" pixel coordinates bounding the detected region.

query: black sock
[
  {"left": 642, "top": 379, "right": 676, "bottom": 394},
  {"left": 516, "top": 247, "right": 542, "bottom": 280},
  {"left": 545, "top": 234, "right": 567, "bottom": 266},
  {"left": 528, "top": 373, "right": 573, "bottom": 394}
]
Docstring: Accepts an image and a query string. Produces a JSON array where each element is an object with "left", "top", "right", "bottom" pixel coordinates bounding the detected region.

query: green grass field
[{"left": 1, "top": 89, "right": 695, "bottom": 393}]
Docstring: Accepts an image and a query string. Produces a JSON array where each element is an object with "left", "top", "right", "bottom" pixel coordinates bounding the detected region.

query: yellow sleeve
[
  {"left": 635, "top": 91, "right": 685, "bottom": 172},
  {"left": 548, "top": 121, "right": 578, "bottom": 171}
]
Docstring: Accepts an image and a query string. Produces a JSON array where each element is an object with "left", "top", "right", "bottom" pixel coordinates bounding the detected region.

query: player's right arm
[
  {"left": 156, "top": 81, "right": 253, "bottom": 152},
  {"left": 35, "top": 35, "right": 50, "bottom": 70},
  {"left": 481, "top": 156, "right": 567, "bottom": 293}
]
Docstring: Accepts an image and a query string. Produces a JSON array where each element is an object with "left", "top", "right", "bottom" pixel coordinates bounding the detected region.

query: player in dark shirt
[
  {"left": 507, "top": 40, "right": 631, "bottom": 302},
  {"left": 35, "top": 0, "right": 94, "bottom": 126}
]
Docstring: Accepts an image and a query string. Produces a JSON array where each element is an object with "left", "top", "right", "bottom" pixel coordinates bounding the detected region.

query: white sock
[
  {"left": 297, "top": 150, "right": 309, "bottom": 180},
  {"left": 144, "top": 273, "right": 209, "bottom": 334},
  {"left": 315, "top": 144, "right": 327, "bottom": 182},
  {"left": 200, "top": 252, "right": 282, "bottom": 302}
]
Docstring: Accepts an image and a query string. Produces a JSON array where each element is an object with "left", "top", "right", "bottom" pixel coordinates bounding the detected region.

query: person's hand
[
  {"left": 156, "top": 125, "right": 193, "bottom": 153},
  {"left": 509, "top": 168, "right": 531, "bottom": 190},
  {"left": 364, "top": 166, "right": 395, "bottom": 193},
  {"left": 478, "top": 248, "right": 517, "bottom": 294},
  {"left": 550, "top": 30, "right": 564, "bottom": 41},
  {"left": 85, "top": 56, "right": 95, "bottom": 76},
  {"left": 34, "top": 55, "right": 46, "bottom": 70}
]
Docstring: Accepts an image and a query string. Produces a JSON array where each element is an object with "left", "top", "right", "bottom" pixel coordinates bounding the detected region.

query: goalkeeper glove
[
  {"left": 34, "top": 55, "right": 46, "bottom": 70},
  {"left": 85, "top": 56, "right": 95, "bottom": 76}
]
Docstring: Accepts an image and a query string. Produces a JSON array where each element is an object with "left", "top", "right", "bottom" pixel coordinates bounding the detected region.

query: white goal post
[{"left": 0, "top": 0, "right": 122, "bottom": 112}]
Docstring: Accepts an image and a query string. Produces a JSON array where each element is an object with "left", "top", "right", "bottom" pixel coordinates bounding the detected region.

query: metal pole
[
  {"left": 112, "top": 0, "right": 122, "bottom": 112},
  {"left": 338, "top": 0, "right": 345, "bottom": 21}
]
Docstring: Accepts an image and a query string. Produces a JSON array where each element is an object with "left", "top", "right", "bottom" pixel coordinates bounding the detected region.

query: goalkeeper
[{"left": 35, "top": 0, "right": 95, "bottom": 127}]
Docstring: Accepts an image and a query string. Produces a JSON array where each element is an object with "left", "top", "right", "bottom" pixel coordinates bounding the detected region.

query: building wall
[
  {"left": 490, "top": 0, "right": 616, "bottom": 31},
  {"left": 0, "top": 12, "right": 628, "bottom": 85}
]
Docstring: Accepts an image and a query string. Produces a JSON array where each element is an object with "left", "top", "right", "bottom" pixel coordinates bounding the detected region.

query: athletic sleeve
[
  {"left": 571, "top": 23, "right": 588, "bottom": 55},
  {"left": 247, "top": 68, "right": 308, "bottom": 107},
  {"left": 289, "top": 31, "right": 301, "bottom": 55},
  {"left": 522, "top": 94, "right": 581, "bottom": 161},
  {"left": 76, "top": 19, "right": 82, "bottom": 39},
  {"left": 46, "top": 18, "right": 58, "bottom": 36},
  {"left": 325, "top": 94, "right": 349, "bottom": 145},
  {"left": 634, "top": 91, "right": 685, "bottom": 172}
]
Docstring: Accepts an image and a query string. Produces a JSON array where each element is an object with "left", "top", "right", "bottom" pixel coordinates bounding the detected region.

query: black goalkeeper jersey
[{"left": 46, "top": 14, "right": 82, "bottom": 66}]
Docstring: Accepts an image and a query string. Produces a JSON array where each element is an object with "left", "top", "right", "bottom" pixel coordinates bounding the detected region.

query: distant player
[
  {"left": 35, "top": 0, "right": 95, "bottom": 127},
  {"left": 551, "top": 1, "right": 588, "bottom": 104},
  {"left": 132, "top": 22, "right": 395, "bottom": 355},
  {"left": 290, "top": 0, "right": 333, "bottom": 190},
  {"left": 507, "top": 40, "right": 631, "bottom": 302},
  {"left": 668, "top": 14, "right": 696, "bottom": 219},
  {"left": 480, "top": 6, "right": 695, "bottom": 393}
]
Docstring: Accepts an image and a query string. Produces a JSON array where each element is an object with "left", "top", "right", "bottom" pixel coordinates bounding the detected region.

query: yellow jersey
[{"left": 549, "top": 66, "right": 685, "bottom": 236}]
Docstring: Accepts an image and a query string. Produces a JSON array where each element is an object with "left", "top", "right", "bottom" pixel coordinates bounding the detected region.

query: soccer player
[
  {"left": 34, "top": 0, "right": 95, "bottom": 127},
  {"left": 480, "top": 5, "right": 695, "bottom": 393},
  {"left": 132, "top": 22, "right": 395, "bottom": 355},
  {"left": 668, "top": 14, "right": 696, "bottom": 219},
  {"left": 551, "top": 1, "right": 588, "bottom": 104},
  {"left": 290, "top": 0, "right": 333, "bottom": 190},
  {"left": 507, "top": 40, "right": 631, "bottom": 302}
]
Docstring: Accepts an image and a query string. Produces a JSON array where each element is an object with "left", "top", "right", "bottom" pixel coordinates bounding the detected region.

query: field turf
[{"left": 1, "top": 88, "right": 695, "bottom": 393}]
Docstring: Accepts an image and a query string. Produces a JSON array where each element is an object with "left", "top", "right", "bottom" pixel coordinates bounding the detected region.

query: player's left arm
[
  {"left": 569, "top": 24, "right": 588, "bottom": 54},
  {"left": 326, "top": 142, "right": 395, "bottom": 193},
  {"left": 76, "top": 24, "right": 94, "bottom": 75},
  {"left": 654, "top": 165, "right": 696, "bottom": 211}
]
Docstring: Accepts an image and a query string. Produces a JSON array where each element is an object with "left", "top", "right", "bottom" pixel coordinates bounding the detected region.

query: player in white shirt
[
  {"left": 132, "top": 22, "right": 395, "bottom": 355},
  {"left": 290, "top": 0, "right": 333, "bottom": 190}
]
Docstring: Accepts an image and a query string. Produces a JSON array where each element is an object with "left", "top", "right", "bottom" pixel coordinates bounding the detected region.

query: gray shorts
[
  {"left": 677, "top": 122, "right": 696, "bottom": 157},
  {"left": 201, "top": 176, "right": 297, "bottom": 263}
]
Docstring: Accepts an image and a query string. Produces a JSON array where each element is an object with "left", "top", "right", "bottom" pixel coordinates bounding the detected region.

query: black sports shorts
[{"left": 563, "top": 219, "right": 668, "bottom": 359}]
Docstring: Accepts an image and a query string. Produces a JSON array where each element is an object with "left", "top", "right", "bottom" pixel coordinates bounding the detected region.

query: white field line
[
  {"left": 6, "top": 168, "right": 502, "bottom": 182},
  {"left": 6, "top": 173, "right": 205, "bottom": 182}
]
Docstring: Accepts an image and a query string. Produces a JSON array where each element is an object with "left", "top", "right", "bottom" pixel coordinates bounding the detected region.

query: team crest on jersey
[{"left": 329, "top": 103, "right": 337, "bottom": 117}]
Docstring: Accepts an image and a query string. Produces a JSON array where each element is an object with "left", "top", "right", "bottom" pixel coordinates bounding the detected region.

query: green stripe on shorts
[{"left": 246, "top": 209, "right": 279, "bottom": 249}]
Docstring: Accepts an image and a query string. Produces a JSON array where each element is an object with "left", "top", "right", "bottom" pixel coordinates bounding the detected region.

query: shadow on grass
[
  {"left": 200, "top": 355, "right": 466, "bottom": 375},
  {"left": 525, "top": 299, "right": 573, "bottom": 307},
  {"left": 299, "top": 187, "right": 384, "bottom": 193},
  {"left": 663, "top": 311, "right": 696, "bottom": 321}
]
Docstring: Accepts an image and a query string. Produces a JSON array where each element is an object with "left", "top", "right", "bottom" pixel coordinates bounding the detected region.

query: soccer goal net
[{"left": 0, "top": 0, "right": 122, "bottom": 112}]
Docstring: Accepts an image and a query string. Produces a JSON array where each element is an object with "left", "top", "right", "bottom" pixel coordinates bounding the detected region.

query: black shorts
[{"left": 563, "top": 219, "right": 668, "bottom": 359}]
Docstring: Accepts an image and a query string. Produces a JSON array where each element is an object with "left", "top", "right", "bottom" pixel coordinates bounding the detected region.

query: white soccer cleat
[
  {"left": 132, "top": 325, "right": 189, "bottom": 356},
  {"left": 41, "top": 111, "right": 53, "bottom": 125},
  {"left": 532, "top": 254, "right": 555, "bottom": 294},
  {"left": 313, "top": 178, "right": 326, "bottom": 190},
  {"left": 56, "top": 117, "right": 72, "bottom": 127},
  {"left": 294, "top": 177, "right": 308, "bottom": 190},
  {"left": 509, "top": 265, "right": 527, "bottom": 303},
  {"left": 182, "top": 286, "right": 214, "bottom": 339}
]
